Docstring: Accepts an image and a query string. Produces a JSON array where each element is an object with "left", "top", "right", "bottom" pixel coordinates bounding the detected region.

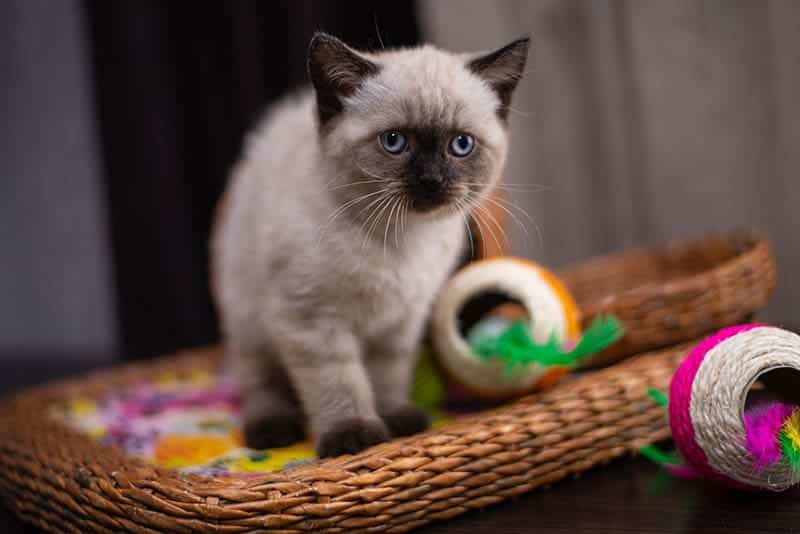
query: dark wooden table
[{"left": 1, "top": 355, "right": 798, "bottom": 533}]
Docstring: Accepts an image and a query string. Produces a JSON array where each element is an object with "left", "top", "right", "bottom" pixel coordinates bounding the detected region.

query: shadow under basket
[{"left": 0, "top": 230, "right": 777, "bottom": 533}]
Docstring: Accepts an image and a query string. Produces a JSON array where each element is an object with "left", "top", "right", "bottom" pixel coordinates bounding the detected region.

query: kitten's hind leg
[{"left": 232, "top": 343, "right": 305, "bottom": 449}]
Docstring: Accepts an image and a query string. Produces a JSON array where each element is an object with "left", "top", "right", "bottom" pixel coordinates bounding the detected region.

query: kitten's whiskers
[
  {"left": 452, "top": 198, "right": 475, "bottom": 259},
  {"left": 373, "top": 13, "right": 385, "bottom": 49},
  {"left": 505, "top": 105, "right": 533, "bottom": 118},
  {"left": 393, "top": 197, "right": 403, "bottom": 249},
  {"left": 326, "top": 179, "right": 390, "bottom": 192},
  {"left": 316, "top": 188, "right": 390, "bottom": 246},
  {"left": 355, "top": 163, "right": 394, "bottom": 182},
  {"left": 459, "top": 181, "right": 551, "bottom": 194},
  {"left": 382, "top": 195, "right": 401, "bottom": 260},
  {"left": 477, "top": 202, "right": 509, "bottom": 245},
  {"left": 350, "top": 191, "right": 393, "bottom": 271},
  {"left": 399, "top": 197, "right": 410, "bottom": 247},
  {"left": 472, "top": 203, "right": 508, "bottom": 252},
  {"left": 483, "top": 194, "right": 543, "bottom": 248},
  {"left": 360, "top": 193, "right": 395, "bottom": 256}
]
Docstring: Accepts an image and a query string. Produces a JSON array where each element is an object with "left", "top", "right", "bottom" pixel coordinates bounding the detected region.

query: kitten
[{"left": 212, "top": 33, "right": 529, "bottom": 457}]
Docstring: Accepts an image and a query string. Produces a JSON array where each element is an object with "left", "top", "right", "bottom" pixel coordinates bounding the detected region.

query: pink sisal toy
[{"left": 654, "top": 324, "right": 800, "bottom": 491}]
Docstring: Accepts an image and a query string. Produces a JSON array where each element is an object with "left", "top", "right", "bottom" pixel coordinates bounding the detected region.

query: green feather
[
  {"left": 568, "top": 315, "right": 625, "bottom": 359},
  {"left": 471, "top": 315, "right": 624, "bottom": 374},
  {"left": 639, "top": 444, "right": 680, "bottom": 466},
  {"left": 647, "top": 389, "right": 669, "bottom": 408},
  {"left": 780, "top": 429, "right": 800, "bottom": 472}
]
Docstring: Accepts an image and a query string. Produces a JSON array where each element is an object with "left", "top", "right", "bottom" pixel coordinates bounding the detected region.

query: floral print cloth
[
  {"left": 58, "top": 349, "right": 460, "bottom": 477},
  {"left": 59, "top": 369, "right": 316, "bottom": 477}
]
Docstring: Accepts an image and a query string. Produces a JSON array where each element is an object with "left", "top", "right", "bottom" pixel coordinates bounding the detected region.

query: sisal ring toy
[
  {"left": 660, "top": 324, "right": 800, "bottom": 491},
  {"left": 431, "top": 257, "right": 591, "bottom": 400}
]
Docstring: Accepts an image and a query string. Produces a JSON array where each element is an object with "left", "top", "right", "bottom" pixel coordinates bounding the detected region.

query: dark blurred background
[{"left": 1, "top": 0, "right": 798, "bottom": 373}]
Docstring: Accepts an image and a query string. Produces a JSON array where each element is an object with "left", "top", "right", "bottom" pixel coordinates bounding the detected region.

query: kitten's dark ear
[
  {"left": 468, "top": 37, "right": 530, "bottom": 121},
  {"left": 308, "top": 32, "right": 380, "bottom": 126}
]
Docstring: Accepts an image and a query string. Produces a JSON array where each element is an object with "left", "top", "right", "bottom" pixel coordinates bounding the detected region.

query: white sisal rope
[{"left": 690, "top": 326, "right": 800, "bottom": 491}]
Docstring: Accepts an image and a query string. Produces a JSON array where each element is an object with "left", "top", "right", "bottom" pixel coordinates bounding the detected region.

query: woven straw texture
[
  {"left": 0, "top": 229, "right": 776, "bottom": 532},
  {"left": 0, "top": 343, "right": 689, "bottom": 534},
  {"left": 562, "top": 230, "right": 776, "bottom": 367}
]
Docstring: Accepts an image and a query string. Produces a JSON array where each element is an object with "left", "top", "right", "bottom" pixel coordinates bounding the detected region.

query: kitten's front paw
[
  {"left": 382, "top": 406, "right": 429, "bottom": 437},
  {"left": 317, "top": 418, "right": 389, "bottom": 458},
  {"left": 243, "top": 414, "right": 305, "bottom": 449}
]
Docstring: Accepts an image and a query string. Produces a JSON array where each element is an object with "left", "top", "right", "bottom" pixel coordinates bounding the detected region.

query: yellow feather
[{"left": 782, "top": 409, "right": 800, "bottom": 448}]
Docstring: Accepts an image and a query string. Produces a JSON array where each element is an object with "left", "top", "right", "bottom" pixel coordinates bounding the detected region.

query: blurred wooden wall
[{"left": 421, "top": 0, "right": 799, "bottom": 323}]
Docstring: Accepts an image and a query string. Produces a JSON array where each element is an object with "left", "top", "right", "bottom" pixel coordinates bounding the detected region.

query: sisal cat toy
[
  {"left": 645, "top": 324, "right": 800, "bottom": 491},
  {"left": 431, "top": 257, "right": 622, "bottom": 400}
]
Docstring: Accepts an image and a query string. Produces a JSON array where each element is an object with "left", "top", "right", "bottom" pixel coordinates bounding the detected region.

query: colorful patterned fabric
[
  {"left": 60, "top": 362, "right": 452, "bottom": 477},
  {"left": 59, "top": 369, "right": 316, "bottom": 476}
]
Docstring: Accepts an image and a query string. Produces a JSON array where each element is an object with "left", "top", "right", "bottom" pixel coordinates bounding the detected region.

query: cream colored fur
[{"left": 212, "top": 35, "right": 527, "bottom": 456}]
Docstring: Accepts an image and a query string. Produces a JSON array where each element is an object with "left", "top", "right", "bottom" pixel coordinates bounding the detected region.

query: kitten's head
[{"left": 308, "top": 33, "right": 529, "bottom": 216}]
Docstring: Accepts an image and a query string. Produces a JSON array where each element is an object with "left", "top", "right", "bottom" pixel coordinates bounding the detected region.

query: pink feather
[{"left": 744, "top": 402, "right": 796, "bottom": 470}]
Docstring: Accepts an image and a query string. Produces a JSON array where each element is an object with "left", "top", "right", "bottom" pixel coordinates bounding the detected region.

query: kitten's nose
[
  {"left": 412, "top": 175, "right": 446, "bottom": 196},
  {"left": 418, "top": 173, "right": 444, "bottom": 185},
  {"left": 408, "top": 175, "right": 449, "bottom": 211}
]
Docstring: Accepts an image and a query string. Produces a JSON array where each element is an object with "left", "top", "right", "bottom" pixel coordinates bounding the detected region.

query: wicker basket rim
[
  {"left": 0, "top": 345, "right": 689, "bottom": 488},
  {"left": 559, "top": 228, "right": 767, "bottom": 301}
]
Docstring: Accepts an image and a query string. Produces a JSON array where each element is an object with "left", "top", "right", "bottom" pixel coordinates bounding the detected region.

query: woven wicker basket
[
  {"left": 0, "top": 230, "right": 777, "bottom": 533},
  {"left": 562, "top": 230, "right": 776, "bottom": 367},
  {"left": 0, "top": 343, "right": 688, "bottom": 534}
]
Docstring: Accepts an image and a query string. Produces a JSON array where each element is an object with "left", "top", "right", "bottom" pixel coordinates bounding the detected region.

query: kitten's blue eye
[
  {"left": 380, "top": 131, "right": 408, "bottom": 154},
  {"left": 449, "top": 134, "right": 475, "bottom": 157}
]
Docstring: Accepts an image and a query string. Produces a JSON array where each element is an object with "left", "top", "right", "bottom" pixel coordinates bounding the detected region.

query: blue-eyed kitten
[{"left": 212, "top": 33, "right": 529, "bottom": 457}]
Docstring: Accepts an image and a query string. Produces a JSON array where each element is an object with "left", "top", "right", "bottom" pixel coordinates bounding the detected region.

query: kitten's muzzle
[
  {"left": 407, "top": 176, "right": 452, "bottom": 212},
  {"left": 404, "top": 148, "right": 457, "bottom": 212}
]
